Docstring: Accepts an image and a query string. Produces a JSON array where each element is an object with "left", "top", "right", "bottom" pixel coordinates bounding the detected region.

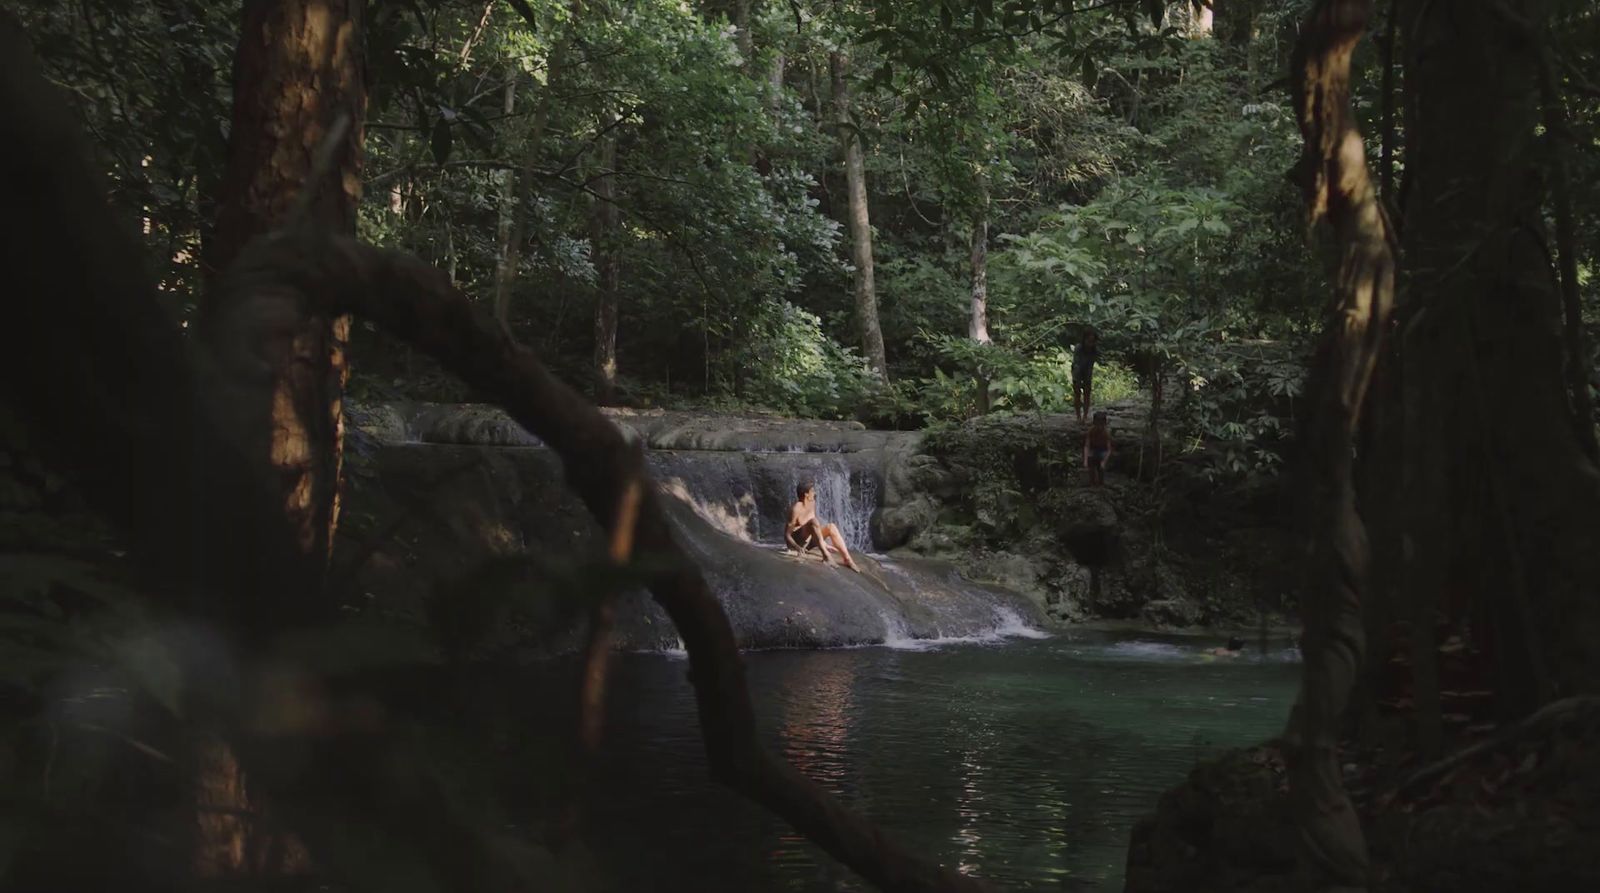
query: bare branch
[{"left": 221, "top": 230, "right": 995, "bottom": 893}]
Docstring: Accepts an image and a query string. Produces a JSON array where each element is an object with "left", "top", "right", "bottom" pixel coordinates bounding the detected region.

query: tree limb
[{"left": 220, "top": 229, "right": 993, "bottom": 893}]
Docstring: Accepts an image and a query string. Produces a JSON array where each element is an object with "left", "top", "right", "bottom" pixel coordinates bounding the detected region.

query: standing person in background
[
  {"left": 1072, "top": 329, "right": 1100, "bottom": 421},
  {"left": 1083, "top": 410, "right": 1113, "bottom": 487}
]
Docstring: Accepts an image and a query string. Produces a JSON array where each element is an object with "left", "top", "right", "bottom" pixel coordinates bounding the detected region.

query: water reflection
[
  {"left": 771, "top": 655, "right": 859, "bottom": 869},
  {"left": 572, "top": 635, "right": 1296, "bottom": 892}
]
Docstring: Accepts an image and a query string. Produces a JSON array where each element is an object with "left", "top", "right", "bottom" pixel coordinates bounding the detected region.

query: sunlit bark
[
  {"left": 1283, "top": 1, "right": 1397, "bottom": 889},
  {"left": 969, "top": 208, "right": 991, "bottom": 345},
  {"left": 203, "top": 0, "right": 367, "bottom": 563}
]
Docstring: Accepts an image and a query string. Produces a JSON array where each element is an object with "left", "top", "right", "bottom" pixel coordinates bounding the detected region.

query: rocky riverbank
[
  {"left": 1125, "top": 697, "right": 1600, "bottom": 893},
  {"left": 872, "top": 401, "right": 1296, "bottom": 630},
  {"left": 340, "top": 401, "right": 1295, "bottom": 653}
]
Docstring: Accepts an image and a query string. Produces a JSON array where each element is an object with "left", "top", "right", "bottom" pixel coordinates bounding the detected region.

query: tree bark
[
  {"left": 1283, "top": 1, "right": 1398, "bottom": 889},
  {"left": 829, "top": 50, "right": 889, "bottom": 379},
  {"left": 192, "top": 1, "right": 368, "bottom": 879},
  {"left": 491, "top": 59, "right": 518, "bottom": 329},
  {"left": 969, "top": 209, "right": 991, "bottom": 344},
  {"left": 1399, "top": 0, "right": 1600, "bottom": 704},
  {"left": 592, "top": 109, "right": 621, "bottom": 405},
  {"left": 202, "top": 0, "right": 367, "bottom": 565}
]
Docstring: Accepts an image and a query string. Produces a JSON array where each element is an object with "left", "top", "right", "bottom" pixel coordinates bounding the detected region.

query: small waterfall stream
[{"left": 647, "top": 450, "right": 878, "bottom": 552}]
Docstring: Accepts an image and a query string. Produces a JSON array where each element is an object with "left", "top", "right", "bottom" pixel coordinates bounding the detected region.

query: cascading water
[{"left": 646, "top": 450, "right": 879, "bottom": 553}]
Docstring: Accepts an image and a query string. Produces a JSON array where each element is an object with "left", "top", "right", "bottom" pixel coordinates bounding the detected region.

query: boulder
[
  {"left": 1140, "top": 597, "right": 1205, "bottom": 629},
  {"left": 871, "top": 494, "right": 940, "bottom": 550},
  {"left": 1124, "top": 745, "right": 1297, "bottom": 893}
]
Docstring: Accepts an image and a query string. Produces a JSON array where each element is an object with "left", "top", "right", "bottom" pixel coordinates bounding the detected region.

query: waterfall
[{"left": 646, "top": 451, "right": 879, "bottom": 552}]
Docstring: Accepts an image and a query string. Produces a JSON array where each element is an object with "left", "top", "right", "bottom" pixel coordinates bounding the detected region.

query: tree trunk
[
  {"left": 492, "top": 60, "right": 518, "bottom": 329},
  {"left": 829, "top": 51, "right": 888, "bottom": 379},
  {"left": 770, "top": 53, "right": 786, "bottom": 101},
  {"left": 1283, "top": 1, "right": 1398, "bottom": 888},
  {"left": 192, "top": 0, "right": 367, "bottom": 881},
  {"left": 969, "top": 209, "right": 991, "bottom": 344},
  {"left": 1398, "top": 0, "right": 1600, "bottom": 704},
  {"left": 592, "top": 110, "right": 621, "bottom": 405},
  {"left": 202, "top": 0, "right": 366, "bottom": 565}
]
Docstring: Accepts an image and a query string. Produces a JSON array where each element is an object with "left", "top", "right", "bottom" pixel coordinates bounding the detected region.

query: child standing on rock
[{"left": 1083, "top": 411, "right": 1112, "bottom": 487}]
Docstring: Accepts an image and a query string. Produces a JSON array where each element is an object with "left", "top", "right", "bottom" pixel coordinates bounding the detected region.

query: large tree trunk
[
  {"left": 1397, "top": 0, "right": 1600, "bottom": 706},
  {"left": 829, "top": 51, "right": 889, "bottom": 379},
  {"left": 192, "top": 0, "right": 367, "bottom": 880},
  {"left": 202, "top": 0, "right": 366, "bottom": 564},
  {"left": 1283, "top": 1, "right": 1397, "bottom": 889},
  {"left": 592, "top": 110, "right": 621, "bottom": 405}
]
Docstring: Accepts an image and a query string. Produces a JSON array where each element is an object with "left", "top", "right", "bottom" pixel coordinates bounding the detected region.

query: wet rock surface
[
  {"left": 338, "top": 435, "right": 1045, "bottom": 655},
  {"left": 347, "top": 401, "right": 1292, "bottom": 641},
  {"left": 1126, "top": 698, "right": 1600, "bottom": 893}
]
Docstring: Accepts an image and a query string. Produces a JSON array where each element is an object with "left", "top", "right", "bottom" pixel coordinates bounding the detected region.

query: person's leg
[
  {"left": 1083, "top": 370, "right": 1093, "bottom": 416},
  {"left": 821, "top": 523, "right": 859, "bottom": 570},
  {"left": 1072, "top": 372, "right": 1085, "bottom": 420},
  {"left": 797, "top": 520, "right": 828, "bottom": 560}
]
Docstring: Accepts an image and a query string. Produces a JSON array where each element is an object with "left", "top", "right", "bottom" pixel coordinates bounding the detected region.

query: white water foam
[
  {"left": 990, "top": 604, "right": 1052, "bottom": 640},
  {"left": 873, "top": 604, "right": 1050, "bottom": 651}
]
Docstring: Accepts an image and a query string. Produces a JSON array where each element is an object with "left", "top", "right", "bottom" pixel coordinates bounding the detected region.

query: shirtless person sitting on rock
[{"left": 785, "top": 481, "right": 860, "bottom": 572}]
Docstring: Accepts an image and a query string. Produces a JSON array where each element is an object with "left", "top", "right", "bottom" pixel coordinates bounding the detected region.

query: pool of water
[{"left": 570, "top": 633, "right": 1298, "bottom": 892}]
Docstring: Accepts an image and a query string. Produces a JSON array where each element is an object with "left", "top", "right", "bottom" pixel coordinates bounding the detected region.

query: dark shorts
[
  {"left": 1088, "top": 448, "right": 1108, "bottom": 468},
  {"left": 1073, "top": 362, "right": 1094, "bottom": 389}
]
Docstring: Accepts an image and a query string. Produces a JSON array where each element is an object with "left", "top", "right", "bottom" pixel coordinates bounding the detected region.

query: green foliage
[{"left": 27, "top": 0, "right": 1329, "bottom": 443}]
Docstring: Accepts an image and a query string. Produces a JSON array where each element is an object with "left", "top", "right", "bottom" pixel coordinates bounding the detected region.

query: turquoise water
[{"left": 578, "top": 633, "right": 1298, "bottom": 891}]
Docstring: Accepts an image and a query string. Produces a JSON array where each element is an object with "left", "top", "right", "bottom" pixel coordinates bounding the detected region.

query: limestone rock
[{"left": 871, "top": 494, "right": 940, "bottom": 550}]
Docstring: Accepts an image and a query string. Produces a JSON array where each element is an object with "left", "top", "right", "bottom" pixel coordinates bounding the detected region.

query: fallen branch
[{"left": 217, "top": 229, "right": 994, "bottom": 893}]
